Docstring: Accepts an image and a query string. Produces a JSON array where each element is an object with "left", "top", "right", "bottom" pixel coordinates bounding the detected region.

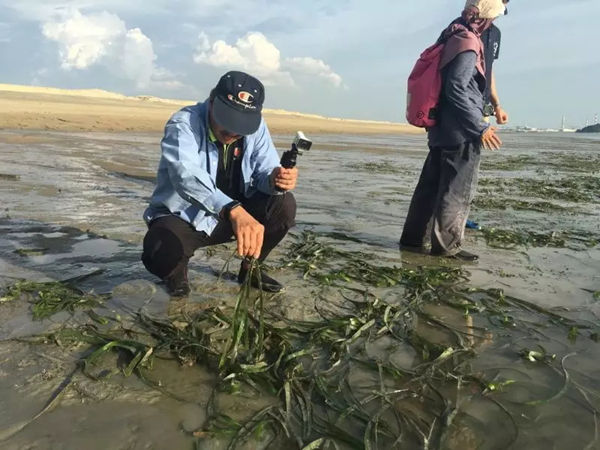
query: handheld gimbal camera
[{"left": 280, "top": 131, "right": 312, "bottom": 169}]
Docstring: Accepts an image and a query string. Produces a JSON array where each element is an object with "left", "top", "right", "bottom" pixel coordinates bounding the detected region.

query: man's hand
[
  {"left": 495, "top": 106, "right": 509, "bottom": 125},
  {"left": 271, "top": 167, "right": 298, "bottom": 191},
  {"left": 229, "top": 207, "right": 264, "bottom": 259},
  {"left": 481, "top": 126, "right": 502, "bottom": 151}
]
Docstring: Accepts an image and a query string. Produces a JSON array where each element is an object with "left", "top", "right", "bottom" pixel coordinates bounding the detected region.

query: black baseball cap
[{"left": 210, "top": 71, "right": 265, "bottom": 136}]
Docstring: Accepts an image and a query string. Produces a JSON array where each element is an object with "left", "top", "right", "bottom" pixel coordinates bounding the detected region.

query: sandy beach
[{"left": 0, "top": 83, "right": 420, "bottom": 135}]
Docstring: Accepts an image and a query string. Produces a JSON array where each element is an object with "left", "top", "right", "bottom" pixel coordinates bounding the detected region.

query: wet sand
[
  {"left": 0, "top": 119, "right": 599, "bottom": 447},
  {"left": 0, "top": 83, "right": 420, "bottom": 135}
]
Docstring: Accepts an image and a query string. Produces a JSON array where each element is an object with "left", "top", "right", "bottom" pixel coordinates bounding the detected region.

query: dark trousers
[
  {"left": 142, "top": 192, "right": 296, "bottom": 280},
  {"left": 400, "top": 142, "right": 481, "bottom": 256}
]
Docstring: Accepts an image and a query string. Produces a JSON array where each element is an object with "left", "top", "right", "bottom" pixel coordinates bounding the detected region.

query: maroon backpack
[
  {"left": 405, "top": 41, "right": 445, "bottom": 129},
  {"left": 406, "top": 24, "right": 476, "bottom": 129}
]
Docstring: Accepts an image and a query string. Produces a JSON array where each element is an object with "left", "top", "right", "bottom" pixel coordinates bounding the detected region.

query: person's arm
[
  {"left": 490, "top": 72, "right": 509, "bottom": 124},
  {"left": 443, "top": 51, "right": 490, "bottom": 141},
  {"left": 161, "top": 118, "right": 233, "bottom": 216},
  {"left": 444, "top": 52, "right": 501, "bottom": 150}
]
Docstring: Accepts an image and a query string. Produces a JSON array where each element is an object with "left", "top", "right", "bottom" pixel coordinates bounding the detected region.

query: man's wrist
[{"left": 221, "top": 200, "right": 242, "bottom": 220}]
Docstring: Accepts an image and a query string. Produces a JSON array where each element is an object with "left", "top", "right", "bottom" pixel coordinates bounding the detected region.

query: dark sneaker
[
  {"left": 238, "top": 264, "right": 284, "bottom": 293},
  {"left": 448, "top": 250, "right": 479, "bottom": 262},
  {"left": 399, "top": 242, "right": 427, "bottom": 254},
  {"left": 165, "top": 267, "right": 190, "bottom": 297}
]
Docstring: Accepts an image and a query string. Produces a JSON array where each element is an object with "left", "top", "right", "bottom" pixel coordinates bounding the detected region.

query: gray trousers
[{"left": 400, "top": 142, "right": 481, "bottom": 256}]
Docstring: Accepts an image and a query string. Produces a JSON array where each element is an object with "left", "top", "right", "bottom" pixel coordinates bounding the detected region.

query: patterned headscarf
[
  {"left": 464, "top": 0, "right": 506, "bottom": 19},
  {"left": 437, "top": 0, "right": 505, "bottom": 84},
  {"left": 461, "top": 7, "right": 493, "bottom": 35}
]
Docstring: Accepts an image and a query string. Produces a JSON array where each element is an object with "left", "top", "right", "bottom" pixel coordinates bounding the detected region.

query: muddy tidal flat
[{"left": 0, "top": 129, "right": 599, "bottom": 449}]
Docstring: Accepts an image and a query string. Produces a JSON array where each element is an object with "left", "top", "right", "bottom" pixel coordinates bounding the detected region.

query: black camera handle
[
  {"left": 280, "top": 143, "right": 299, "bottom": 169},
  {"left": 275, "top": 143, "right": 300, "bottom": 192}
]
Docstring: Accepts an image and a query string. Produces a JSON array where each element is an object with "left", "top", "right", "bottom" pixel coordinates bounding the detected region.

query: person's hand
[
  {"left": 481, "top": 126, "right": 502, "bottom": 151},
  {"left": 495, "top": 106, "right": 509, "bottom": 125},
  {"left": 271, "top": 167, "right": 298, "bottom": 191},
  {"left": 229, "top": 207, "right": 264, "bottom": 259}
]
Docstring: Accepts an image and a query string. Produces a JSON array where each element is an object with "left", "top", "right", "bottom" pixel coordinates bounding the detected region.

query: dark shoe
[
  {"left": 448, "top": 250, "right": 479, "bottom": 262},
  {"left": 165, "top": 267, "right": 190, "bottom": 297},
  {"left": 399, "top": 241, "right": 427, "bottom": 254},
  {"left": 238, "top": 264, "right": 284, "bottom": 293}
]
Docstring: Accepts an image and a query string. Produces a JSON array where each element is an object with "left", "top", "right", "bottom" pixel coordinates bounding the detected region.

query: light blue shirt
[{"left": 143, "top": 100, "right": 280, "bottom": 234}]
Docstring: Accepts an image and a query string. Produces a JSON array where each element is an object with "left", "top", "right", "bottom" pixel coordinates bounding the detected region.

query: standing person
[
  {"left": 399, "top": 0, "right": 505, "bottom": 261},
  {"left": 481, "top": 0, "right": 510, "bottom": 124},
  {"left": 465, "top": 0, "right": 509, "bottom": 231},
  {"left": 451, "top": 0, "right": 509, "bottom": 124},
  {"left": 142, "top": 71, "right": 298, "bottom": 296}
]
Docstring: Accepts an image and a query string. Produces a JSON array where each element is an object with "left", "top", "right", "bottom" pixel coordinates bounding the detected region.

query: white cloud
[
  {"left": 193, "top": 31, "right": 344, "bottom": 88},
  {"left": 149, "top": 67, "right": 184, "bottom": 90},
  {"left": 194, "top": 33, "right": 246, "bottom": 68},
  {"left": 41, "top": 9, "right": 180, "bottom": 90},
  {"left": 194, "top": 32, "right": 293, "bottom": 86},
  {"left": 42, "top": 10, "right": 124, "bottom": 70},
  {"left": 120, "top": 27, "right": 155, "bottom": 87},
  {"left": 283, "top": 57, "right": 345, "bottom": 88}
]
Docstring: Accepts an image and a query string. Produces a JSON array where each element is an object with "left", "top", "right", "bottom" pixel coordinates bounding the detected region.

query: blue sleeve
[
  {"left": 443, "top": 51, "right": 489, "bottom": 140},
  {"left": 250, "top": 120, "right": 281, "bottom": 195},
  {"left": 161, "top": 119, "right": 232, "bottom": 216}
]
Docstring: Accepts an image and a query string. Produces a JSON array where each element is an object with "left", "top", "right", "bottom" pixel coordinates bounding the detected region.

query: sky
[{"left": 0, "top": 0, "right": 598, "bottom": 129}]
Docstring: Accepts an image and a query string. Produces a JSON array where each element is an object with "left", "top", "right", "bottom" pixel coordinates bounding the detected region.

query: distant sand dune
[{"left": 0, "top": 83, "right": 421, "bottom": 135}]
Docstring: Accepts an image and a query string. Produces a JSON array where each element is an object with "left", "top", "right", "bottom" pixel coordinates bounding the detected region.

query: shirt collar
[
  {"left": 208, "top": 123, "right": 243, "bottom": 150},
  {"left": 208, "top": 125, "right": 218, "bottom": 143}
]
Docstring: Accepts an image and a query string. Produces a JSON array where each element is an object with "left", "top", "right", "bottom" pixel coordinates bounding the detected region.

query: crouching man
[{"left": 142, "top": 71, "right": 297, "bottom": 296}]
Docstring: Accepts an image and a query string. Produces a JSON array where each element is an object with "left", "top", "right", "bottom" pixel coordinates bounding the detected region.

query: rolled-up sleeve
[
  {"left": 443, "top": 51, "right": 489, "bottom": 140},
  {"left": 161, "top": 120, "right": 232, "bottom": 215}
]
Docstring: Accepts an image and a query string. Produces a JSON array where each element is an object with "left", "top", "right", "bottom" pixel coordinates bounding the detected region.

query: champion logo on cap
[
  {"left": 227, "top": 93, "right": 258, "bottom": 110},
  {"left": 237, "top": 91, "right": 254, "bottom": 104},
  {"left": 212, "top": 71, "right": 264, "bottom": 135}
]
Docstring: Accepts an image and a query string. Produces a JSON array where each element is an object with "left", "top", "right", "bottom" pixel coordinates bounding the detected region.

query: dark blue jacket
[
  {"left": 481, "top": 24, "right": 502, "bottom": 105},
  {"left": 428, "top": 51, "right": 489, "bottom": 147}
]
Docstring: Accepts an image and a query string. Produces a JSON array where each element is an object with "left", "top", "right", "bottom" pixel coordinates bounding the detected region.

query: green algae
[
  {"left": 0, "top": 280, "right": 105, "bottom": 320},
  {"left": 478, "top": 175, "right": 600, "bottom": 203},
  {"left": 29, "top": 231, "right": 596, "bottom": 449},
  {"left": 473, "top": 197, "right": 571, "bottom": 213},
  {"left": 477, "top": 227, "right": 598, "bottom": 250},
  {"left": 6, "top": 231, "right": 599, "bottom": 449},
  {"left": 347, "top": 161, "right": 412, "bottom": 175},
  {"left": 13, "top": 248, "right": 48, "bottom": 257},
  {"left": 481, "top": 153, "right": 600, "bottom": 173}
]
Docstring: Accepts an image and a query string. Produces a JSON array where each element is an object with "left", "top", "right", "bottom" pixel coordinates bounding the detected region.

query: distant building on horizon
[{"left": 560, "top": 115, "right": 577, "bottom": 133}]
